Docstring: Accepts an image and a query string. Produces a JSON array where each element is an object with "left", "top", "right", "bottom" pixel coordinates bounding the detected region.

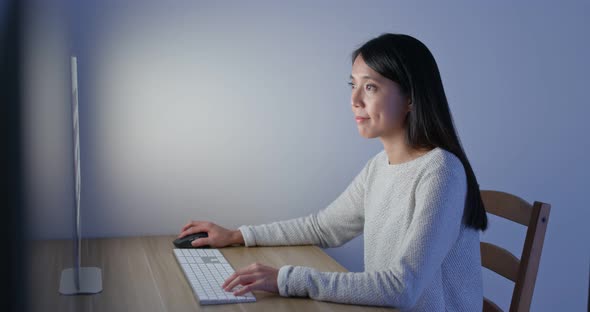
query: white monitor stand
[{"left": 59, "top": 56, "right": 102, "bottom": 295}]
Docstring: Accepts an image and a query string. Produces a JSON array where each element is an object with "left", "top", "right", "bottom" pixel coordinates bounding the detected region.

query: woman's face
[{"left": 350, "top": 55, "right": 411, "bottom": 139}]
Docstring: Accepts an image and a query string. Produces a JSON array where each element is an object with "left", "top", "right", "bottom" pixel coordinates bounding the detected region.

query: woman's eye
[{"left": 348, "top": 81, "right": 376, "bottom": 91}]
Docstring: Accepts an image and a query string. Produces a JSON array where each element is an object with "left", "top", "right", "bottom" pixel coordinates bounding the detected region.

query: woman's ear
[{"left": 407, "top": 98, "right": 413, "bottom": 112}]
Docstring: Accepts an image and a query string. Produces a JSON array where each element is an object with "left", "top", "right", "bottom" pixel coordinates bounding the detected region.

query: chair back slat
[
  {"left": 510, "top": 202, "right": 551, "bottom": 312},
  {"left": 480, "top": 242, "right": 520, "bottom": 282},
  {"left": 484, "top": 297, "right": 503, "bottom": 312},
  {"left": 481, "top": 190, "right": 532, "bottom": 225}
]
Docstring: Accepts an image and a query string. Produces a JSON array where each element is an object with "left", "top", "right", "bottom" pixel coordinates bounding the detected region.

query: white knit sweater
[{"left": 238, "top": 148, "right": 483, "bottom": 311}]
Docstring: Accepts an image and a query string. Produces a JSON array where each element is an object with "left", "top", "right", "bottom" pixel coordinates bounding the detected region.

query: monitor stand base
[{"left": 59, "top": 267, "right": 102, "bottom": 295}]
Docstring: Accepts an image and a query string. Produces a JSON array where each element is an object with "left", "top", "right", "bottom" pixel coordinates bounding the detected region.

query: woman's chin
[{"left": 357, "top": 130, "right": 377, "bottom": 139}]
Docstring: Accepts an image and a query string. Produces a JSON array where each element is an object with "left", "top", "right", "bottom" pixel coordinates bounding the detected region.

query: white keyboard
[{"left": 173, "top": 248, "right": 256, "bottom": 305}]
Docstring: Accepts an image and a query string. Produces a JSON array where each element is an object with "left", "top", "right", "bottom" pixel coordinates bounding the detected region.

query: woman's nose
[{"left": 351, "top": 89, "right": 363, "bottom": 107}]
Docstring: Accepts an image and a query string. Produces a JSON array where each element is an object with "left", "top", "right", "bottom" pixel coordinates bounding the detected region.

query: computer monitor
[
  {"left": 2, "top": 1, "right": 28, "bottom": 309},
  {"left": 58, "top": 56, "right": 102, "bottom": 295}
]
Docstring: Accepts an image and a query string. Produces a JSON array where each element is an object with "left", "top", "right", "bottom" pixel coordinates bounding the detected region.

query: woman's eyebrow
[{"left": 349, "top": 74, "right": 376, "bottom": 81}]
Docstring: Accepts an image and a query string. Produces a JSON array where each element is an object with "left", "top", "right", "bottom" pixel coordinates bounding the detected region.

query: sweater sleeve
[
  {"left": 238, "top": 156, "right": 374, "bottom": 248},
  {"left": 276, "top": 159, "right": 467, "bottom": 309}
]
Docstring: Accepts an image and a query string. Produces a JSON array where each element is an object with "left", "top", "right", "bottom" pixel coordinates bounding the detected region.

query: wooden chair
[{"left": 480, "top": 190, "right": 551, "bottom": 312}]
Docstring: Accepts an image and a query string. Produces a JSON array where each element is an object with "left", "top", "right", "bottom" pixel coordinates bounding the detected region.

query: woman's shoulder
[
  {"left": 423, "top": 147, "right": 466, "bottom": 181},
  {"left": 430, "top": 148, "right": 463, "bottom": 169}
]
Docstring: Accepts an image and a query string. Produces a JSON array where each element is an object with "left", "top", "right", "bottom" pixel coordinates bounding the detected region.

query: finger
[
  {"left": 179, "top": 220, "right": 203, "bottom": 236},
  {"left": 181, "top": 220, "right": 196, "bottom": 233},
  {"left": 221, "top": 272, "right": 237, "bottom": 289},
  {"left": 223, "top": 273, "right": 258, "bottom": 292},
  {"left": 224, "top": 274, "right": 257, "bottom": 292},
  {"left": 230, "top": 263, "right": 258, "bottom": 277},
  {"left": 191, "top": 237, "right": 210, "bottom": 247},
  {"left": 221, "top": 263, "right": 261, "bottom": 288},
  {"left": 180, "top": 220, "right": 212, "bottom": 235},
  {"left": 178, "top": 224, "right": 209, "bottom": 238},
  {"left": 233, "top": 280, "right": 263, "bottom": 296}
]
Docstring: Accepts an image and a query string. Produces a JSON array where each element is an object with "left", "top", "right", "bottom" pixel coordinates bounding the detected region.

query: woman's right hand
[{"left": 178, "top": 220, "right": 244, "bottom": 248}]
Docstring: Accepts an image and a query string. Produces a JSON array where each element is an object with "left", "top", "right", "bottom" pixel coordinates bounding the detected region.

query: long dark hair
[{"left": 352, "top": 33, "right": 487, "bottom": 231}]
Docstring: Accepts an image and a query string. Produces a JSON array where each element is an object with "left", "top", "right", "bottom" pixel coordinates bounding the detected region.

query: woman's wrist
[{"left": 230, "top": 229, "right": 245, "bottom": 246}]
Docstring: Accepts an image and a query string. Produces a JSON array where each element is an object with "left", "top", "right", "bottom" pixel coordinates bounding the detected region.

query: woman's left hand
[{"left": 222, "top": 262, "right": 279, "bottom": 296}]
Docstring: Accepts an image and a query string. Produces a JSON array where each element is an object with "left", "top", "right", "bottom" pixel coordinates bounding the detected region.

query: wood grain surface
[{"left": 28, "top": 235, "right": 394, "bottom": 312}]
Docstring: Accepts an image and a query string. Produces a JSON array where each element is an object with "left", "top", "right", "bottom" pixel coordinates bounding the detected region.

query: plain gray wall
[{"left": 22, "top": 1, "right": 588, "bottom": 311}]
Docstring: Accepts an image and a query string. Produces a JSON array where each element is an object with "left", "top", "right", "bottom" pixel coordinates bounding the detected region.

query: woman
[{"left": 178, "top": 33, "right": 487, "bottom": 311}]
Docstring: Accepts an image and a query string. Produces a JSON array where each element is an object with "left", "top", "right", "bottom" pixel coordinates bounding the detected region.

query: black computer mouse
[{"left": 173, "top": 232, "right": 209, "bottom": 248}]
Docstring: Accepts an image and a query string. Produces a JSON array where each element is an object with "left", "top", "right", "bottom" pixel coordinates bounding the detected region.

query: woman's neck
[{"left": 380, "top": 134, "right": 432, "bottom": 165}]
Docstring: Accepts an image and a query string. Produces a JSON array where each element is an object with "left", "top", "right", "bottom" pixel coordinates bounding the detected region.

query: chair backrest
[{"left": 480, "top": 190, "right": 551, "bottom": 312}]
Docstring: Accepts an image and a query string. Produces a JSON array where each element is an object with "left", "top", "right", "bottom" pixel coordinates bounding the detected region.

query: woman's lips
[{"left": 355, "top": 116, "right": 369, "bottom": 123}]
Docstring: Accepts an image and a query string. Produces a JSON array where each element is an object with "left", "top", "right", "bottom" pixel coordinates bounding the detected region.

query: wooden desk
[{"left": 29, "top": 235, "right": 394, "bottom": 312}]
